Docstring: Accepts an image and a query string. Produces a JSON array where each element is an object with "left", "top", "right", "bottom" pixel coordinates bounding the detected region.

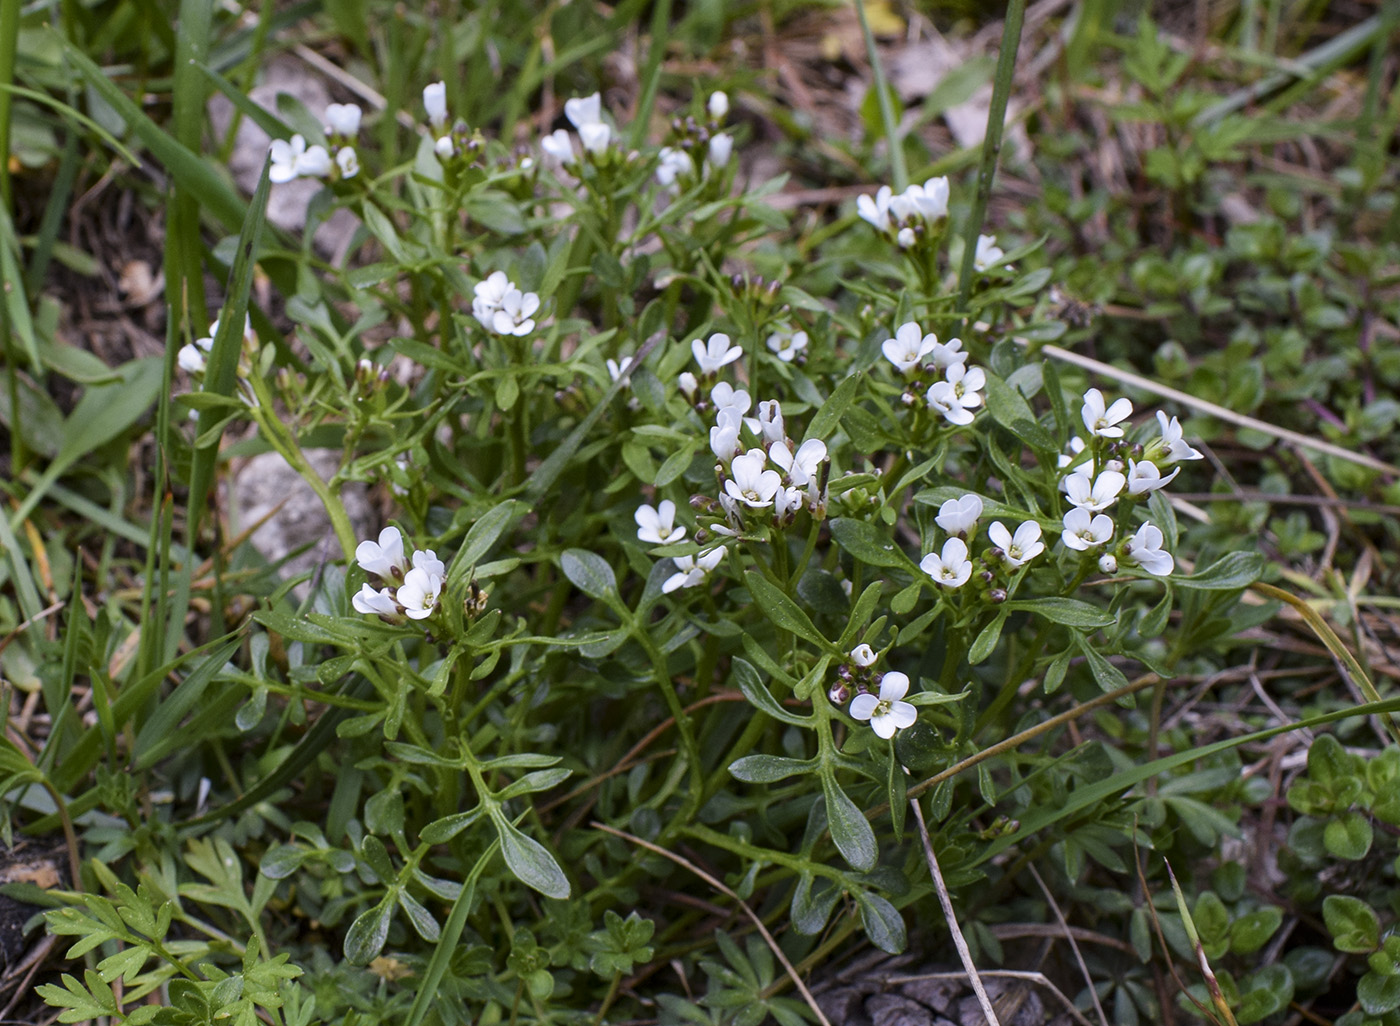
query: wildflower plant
[{"left": 35, "top": 66, "right": 1283, "bottom": 1026}]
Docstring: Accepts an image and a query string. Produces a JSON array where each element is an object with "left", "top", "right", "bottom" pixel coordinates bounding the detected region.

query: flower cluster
[
  {"left": 836, "top": 644, "right": 917, "bottom": 740},
  {"left": 919, "top": 493, "right": 1044, "bottom": 596},
  {"left": 654, "top": 90, "right": 733, "bottom": 191},
  {"left": 269, "top": 102, "right": 362, "bottom": 184},
  {"left": 541, "top": 93, "right": 618, "bottom": 167},
  {"left": 857, "top": 176, "right": 950, "bottom": 249},
  {"left": 1056, "top": 389, "right": 1203, "bottom": 575},
  {"left": 880, "top": 321, "right": 985, "bottom": 426},
  {"left": 473, "top": 271, "right": 540, "bottom": 337},
  {"left": 352, "top": 526, "right": 446, "bottom": 621}
]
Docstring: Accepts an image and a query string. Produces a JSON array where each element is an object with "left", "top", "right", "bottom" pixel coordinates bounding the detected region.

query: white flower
[
  {"left": 973, "top": 234, "right": 1005, "bottom": 272},
  {"left": 564, "top": 93, "right": 603, "bottom": 129},
  {"left": 711, "top": 381, "right": 751, "bottom": 416},
  {"left": 710, "top": 408, "right": 743, "bottom": 462},
  {"left": 769, "top": 438, "right": 826, "bottom": 487},
  {"left": 1081, "top": 388, "right": 1133, "bottom": 439},
  {"left": 335, "top": 146, "right": 359, "bottom": 179},
  {"left": 325, "top": 103, "right": 362, "bottom": 137},
  {"left": 1155, "top": 411, "right": 1204, "bottom": 462},
  {"left": 708, "top": 91, "right": 729, "bottom": 120},
  {"left": 269, "top": 135, "right": 330, "bottom": 183},
  {"left": 927, "top": 364, "right": 986, "bottom": 426},
  {"left": 692, "top": 333, "right": 743, "bottom": 375},
  {"left": 1099, "top": 553, "right": 1118, "bottom": 574},
  {"left": 1127, "top": 458, "right": 1179, "bottom": 496},
  {"left": 423, "top": 82, "right": 448, "bottom": 130},
  {"left": 935, "top": 494, "right": 983, "bottom": 535},
  {"left": 774, "top": 485, "right": 805, "bottom": 519},
  {"left": 765, "top": 327, "right": 807, "bottom": 362},
  {"left": 635, "top": 500, "right": 686, "bottom": 545},
  {"left": 909, "top": 176, "right": 949, "bottom": 221},
  {"left": 857, "top": 186, "right": 893, "bottom": 233},
  {"left": 881, "top": 322, "right": 937, "bottom": 374},
  {"left": 607, "top": 356, "right": 633, "bottom": 383},
  {"left": 850, "top": 671, "right": 917, "bottom": 739},
  {"left": 920, "top": 538, "right": 972, "bottom": 588},
  {"left": 928, "top": 336, "right": 967, "bottom": 372},
  {"left": 578, "top": 122, "right": 611, "bottom": 154},
  {"left": 178, "top": 339, "right": 210, "bottom": 374},
  {"left": 1126, "top": 523, "right": 1174, "bottom": 576},
  {"left": 1061, "top": 508, "right": 1113, "bottom": 550},
  {"left": 753, "top": 400, "right": 784, "bottom": 444},
  {"left": 397, "top": 566, "right": 443, "bottom": 620},
  {"left": 412, "top": 549, "right": 447, "bottom": 579},
  {"left": 1057, "top": 435, "right": 1088, "bottom": 471},
  {"left": 850, "top": 644, "right": 877, "bottom": 668},
  {"left": 725, "top": 449, "right": 781, "bottom": 508},
  {"left": 472, "top": 271, "right": 513, "bottom": 328},
  {"left": 541, "top": 129, "right": 576, "bottom": 165},
  {"left": 678, "top": 371, "right": 699, "bottom": 399},
  {"left": 352, "top": 584, "right": 399, "bottom": 617},
  {"left": 989, "top": 520, "right": 1044, "bottom": 567},
  {"left": 707, "top": 133, "right": 732, "bottom": 168},
  {"left": 434, "top": 135, "right": 455, "bottom": 159},
  {"left": 656, "top": 146, "right": 694, "bottom": 188},
  {"left": 491, "top": 288, "right": 540, "bottom": 337},
  {"left": 662, "top": 547, "right": 725, "bottom": 593},
  {"left": 356, "top": 527, "right": 407, "bottom": 580},
  {"left": 896, "top": 227, "right": 916, "bottom": 249},
  {"left": 1065, "top": 470, "right": 1126, "bottom": 512}
]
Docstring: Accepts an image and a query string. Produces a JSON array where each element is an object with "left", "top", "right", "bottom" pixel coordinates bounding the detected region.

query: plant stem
[
  {"left": 956, "top": 0, "right": 1027, "bottom": 319},
  {"left": 854, "top": 0, "right": 906, "bottom": 191}
]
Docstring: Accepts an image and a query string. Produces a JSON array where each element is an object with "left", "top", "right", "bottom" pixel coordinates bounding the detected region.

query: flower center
[{"left": 874, "top": 699, "right": 892, "bottom": 718}]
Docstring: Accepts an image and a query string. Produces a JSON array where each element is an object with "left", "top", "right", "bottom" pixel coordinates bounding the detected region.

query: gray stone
[
  {"left": 229, "top": 449, "right": 371, "bottom": 597},
  {"left": 897, "top": 976, "right": 958, "bottom": 1013},
  {"left": 866, "top": 993, "right": 933, "bottom": 1026}
]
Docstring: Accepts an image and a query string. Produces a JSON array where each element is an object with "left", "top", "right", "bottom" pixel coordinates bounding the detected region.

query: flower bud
[
  {"left": 1099, "top": 553, "right": 1118, "bottom": 574},
  {"left": 989, "top": 588, "right": 1007, "bottom": 603},
  {"left": 828, "top": 681, "right": 850, "bottom": 705},
  {"left": 708, "top": 90, "right": 729, "bottom": 120}
]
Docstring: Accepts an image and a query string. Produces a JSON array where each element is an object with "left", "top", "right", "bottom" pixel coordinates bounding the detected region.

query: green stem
[
  {"left": 955, "top": 0, "right": 1027, "bottom": 319},
  {"left": 854, "top": 0, "right": 906, "bottom": 191}
]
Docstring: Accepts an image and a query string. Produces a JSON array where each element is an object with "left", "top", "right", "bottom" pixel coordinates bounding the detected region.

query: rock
[
  {"left": 866, "top": 993, "right": 933, "bottom": 1026},
  {"left": 818, "top": 986, "right": 871, "bottom": 1026},
  {"left": 956, "top": 981, "right": 1045, "bottom": 1026},
  {"left": 899, "top": 975, "right": 958, "bottom": 1013},
  {"left": 229, "top": 449, "right": 371, "bottom": 597},
  {"left": 207, "top": 56, "right": 360, "bottom": 262}
]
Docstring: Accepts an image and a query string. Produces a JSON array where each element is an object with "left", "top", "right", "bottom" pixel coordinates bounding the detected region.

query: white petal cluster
[
  {"left": 857, "top": 176, "right": 950, "bottom": 248},
  {"left": 926, "top": 363, "right": 986, "bottom": 426},
  {"left": 269, "top": 135, "right": 331, "bottom": 184},
  {"left": 765, "top": 326, "right": 808, "bottom": 363},
  {"left": 352, "top": 526, "right": 447, "bottom": 621},
  {"left": 880, "top": 322, "right": 965, "bottom": 375},
  {"left": 178, "top": 313, "right": 258, "bottom": 381},
  {"left": 662, "top": 547, "right": 725, "bottom": 594},
  {"left": 973, "top": 234, "right": 1006, "bottom": 272},
  {"left": 560, "top": 92, "right": 613, "bottom": 157},
  {"left": 692, "top": 333, "right": 743, "bottom": 376},
  {"left": 635, "top": 500, "right": 686, "bottom": 545},
  {"left": 472, "top": 271, "right": 540, "bottom": 336},
  {"left": 988, "top": 521, "right": 1044, "bottom": 568},
  {"left": 934, "top": 494, "right": 982, "bottom": 535},
  {"left": 920, "top": 538, "right": 972, "bottom": 589}
]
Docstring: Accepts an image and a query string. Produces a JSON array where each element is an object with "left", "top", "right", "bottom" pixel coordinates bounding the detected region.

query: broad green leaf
[
  {"left": 343, "top": 897, "right": 394, "bottom": 965},
  {"left": 449, "top": 501, "right": 521, "bottom": 586},
  {"left": 1325, "top": 896, "right": 1378, "bottom": 954},
  {"left": 823, "top": 775, "right": 876, "bottom": 872},
  {"left": 1006, "top": 597, "right": 1114, "bottom": 629},
  {"left": 1173, "top": 551, "right": 1264, "bottom": 590},
  {"left": 492, "top": 812, "right": 570, "bottom": 899},
  {"left": 1323, "top": 811, "right": 1373, "bottom": 860},
  {"left": 983, "top": 371, "right": 1057, "bottom": 453},
  {"left": 560, "top": 549, "right": 618, "bottom": 601},
  {"left": 790, "top": 873, "right": 840, "bottom": 935},
  {"left": 829, "top": 518, "right": 908, "bottom": 568},
  {"left": 854, "top": 891, "right": 906, "bottom": 953}
]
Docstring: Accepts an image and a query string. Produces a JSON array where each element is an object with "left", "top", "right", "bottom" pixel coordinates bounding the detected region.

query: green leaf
[
  {"left": 731, "top": 659, "right": 810, "bottom": 726},
  {"left": 492, "top": 812, "right": 570, "bottom": 899},
  {"left": 1324, "top": 811, "right": 1373, "bottom": 860},
  {"left": 560, "top": 549, "right": 618, "bottom": 601},
  {"left": 968, "top": 610, "right": 1008, "bottom": 665},
  {"left": 1230, "top": 906, "right": 1283, "bottom": 956},
  {"left": 804, "top": 371, "right": 862, "bottom": 442},
  {"left": 744, "top": 572, "right": 827, "bottom": 648},
  {"left": 1076, "top": 636, "right": 1130, "bottom": 692},
  {"left": 1358, "top": 971, "right": 1400, "bottom": 1016},
  {"left": 983, "top": 371, "right": 1057, "bottom": 453},
  {"left": 344, "top": 897, "right": 394, "bottom": 965},
  {"left": 822, "top": 775, "right": 876, "bottom": 872},
  {"left": 729, "top": 755, "right": 815, "bottom": 783},
  {"left": 854, "top": 891, "right": 906, "bottom": 953},
  {"left": 1236, "top": 964, "right": 1293, "bottom": 1024},
  {"left": 1323, "top": 894, "right": 1380, "bottom": 953},
  {"left": 1173, "top": 551, "right": 1264, "bottom": 590},
  {"left": 1006, "top": 597, "right": 1114, "bottom": 629},
  {"left": 449, "top": 500, "right": 520, "bottom": 586},
  {"left": 829, "top": 518, "right": 908, "bottom": 568},
  {"left": 790, "top": 873, "right": 840, "bottom": 935}
]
